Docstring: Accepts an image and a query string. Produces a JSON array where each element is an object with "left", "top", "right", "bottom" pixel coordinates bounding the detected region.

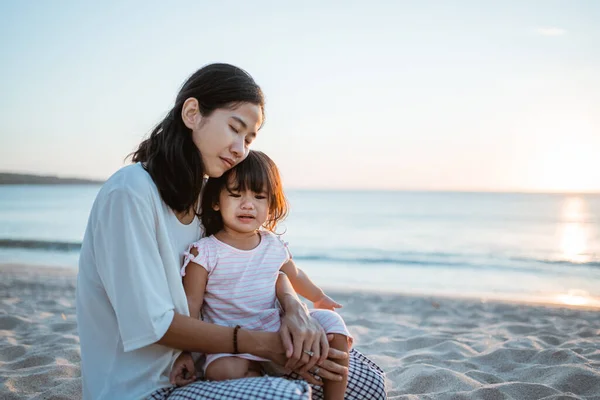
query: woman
[{"left": 75, "top": 63, "right": 386, "bottom": 400}]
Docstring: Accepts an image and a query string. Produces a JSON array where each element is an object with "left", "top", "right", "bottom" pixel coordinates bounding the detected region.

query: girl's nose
[{"left": 241, "top": 198, "right": 255, "bottom": 209}]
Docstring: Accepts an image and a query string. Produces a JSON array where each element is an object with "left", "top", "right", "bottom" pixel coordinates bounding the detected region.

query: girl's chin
[{"left": 226, "top": 222, "right": 259, "bottom": 233}]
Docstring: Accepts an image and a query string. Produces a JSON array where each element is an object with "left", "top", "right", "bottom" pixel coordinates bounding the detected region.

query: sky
[{"left": 1, "top": 1, "right": 599, "bottom": 192}]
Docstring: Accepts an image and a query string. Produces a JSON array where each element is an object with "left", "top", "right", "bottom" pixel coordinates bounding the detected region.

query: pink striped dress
[{"left": 180, "top": 230, "right": 353, "bottom": 373}]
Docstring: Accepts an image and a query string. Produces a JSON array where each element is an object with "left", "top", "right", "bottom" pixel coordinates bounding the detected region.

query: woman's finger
[
  {"left": 318, "top": 332, "right": 330, "bottom": 365},
  {"left": 184, "top": 358, "right": 195, "bottom": 375},
  {"left": 311, "top": 365, "right": 343, "bottom": 382},
  {"left": 169, "top": 365, "right": 182, "bottom": 384},
  {"left": 319, "top": 358, "right": 349, "bottom": 376},
  {"left": 279, "top": 324, "right": 293, "bottom": 358},
  {"left": 300, "top": 338, "right": 320, "bottom": 373},
  {"left": 327, "top": 346, "right": 348, "bottom": 361},
  {"left": 285, "top": 331, "right": 305, "bottom": 370},
  {"left": 297, "top": 370, "right": 323, "bottom": 386},
  {"left": 291, "top": 350, "right": 311, "bottom": 372}
]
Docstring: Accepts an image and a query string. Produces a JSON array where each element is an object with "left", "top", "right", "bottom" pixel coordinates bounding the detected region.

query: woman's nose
[{"left": 230, "top": 136, "right": 245, "bottom": 159}]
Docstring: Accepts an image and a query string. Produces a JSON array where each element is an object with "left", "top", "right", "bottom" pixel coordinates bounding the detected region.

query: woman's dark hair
[
  {"left": 130, "top": 63, "right": 265, "bottom": 213},
  {"left": 202, "top": 150, "right": 289, "bottom": 236}
]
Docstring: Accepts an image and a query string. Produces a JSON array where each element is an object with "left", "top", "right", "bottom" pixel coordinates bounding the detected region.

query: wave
[
  {"left": 294, "top": 253, "right": 470, "bottom": 267},
  {"left": 1, "top": 239, "right": 599, "bottom": 270},
  {"left": 0, "top": 239, "right": 81, "bottom": 252},
  {"left": 512, "top": 257, "right": 600, "bottom": 268}
]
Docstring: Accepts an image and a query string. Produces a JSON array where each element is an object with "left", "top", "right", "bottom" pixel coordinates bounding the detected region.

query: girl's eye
[
  {"left": 229, "top": 193, "right": 241, "bottom": 198},
  {"left": 255, "top": 195, "right": 266, "bottom": 200},
  {"left": 229, "top": 125, "right": 239, "bottom": 133}
]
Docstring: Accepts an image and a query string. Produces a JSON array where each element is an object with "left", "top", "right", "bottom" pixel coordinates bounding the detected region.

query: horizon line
[{"left": 1, "top": 170, "right": 599, "bottom": 195}]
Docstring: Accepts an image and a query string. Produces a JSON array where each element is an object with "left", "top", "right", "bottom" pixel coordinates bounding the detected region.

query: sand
[{"left": 1, "top": 263, "right": 599, "bottom": 399}]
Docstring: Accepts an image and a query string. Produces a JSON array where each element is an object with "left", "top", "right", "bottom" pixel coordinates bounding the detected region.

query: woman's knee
[{"left": 345, "top": 351, "right": 387, "bottom": 399}]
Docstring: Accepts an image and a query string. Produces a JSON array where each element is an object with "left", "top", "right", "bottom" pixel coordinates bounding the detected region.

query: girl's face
[
  {"left": 215, "top": 180, "right": 269, "bottom": 234},
  {"left": 182, "top": 100, "right": 263, "bottom": 178}
]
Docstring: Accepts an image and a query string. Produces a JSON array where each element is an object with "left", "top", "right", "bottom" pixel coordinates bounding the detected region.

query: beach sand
[{"left": 1, "top": 264, "right": 599, "bottom": 399}]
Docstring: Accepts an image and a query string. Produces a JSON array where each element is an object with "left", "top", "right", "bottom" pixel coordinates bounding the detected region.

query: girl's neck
[{"left": 214, "top": 227, "right": 261, "bottom": 251}]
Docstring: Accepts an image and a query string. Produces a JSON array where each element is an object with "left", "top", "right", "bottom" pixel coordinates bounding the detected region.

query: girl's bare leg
[
  {"left": 205, "top": 357, "right": 261, "bottom": 381},
  {"left": 323, "top": 334, "right": 349, "bottom": 400}
]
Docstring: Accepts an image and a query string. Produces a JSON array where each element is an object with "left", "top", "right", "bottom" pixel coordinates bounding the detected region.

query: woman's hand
[
  {"left": 169, "top": 352, "right": 197, "bottom": 386},
  {"left": 279, "top": 295, "right": 345, "bottom": 374},
  {"left": 280, "top": 309, "right": 327, "bottom": 373},
  {"left": 253, "top": 331, "right": 348, "bottom": 385}
]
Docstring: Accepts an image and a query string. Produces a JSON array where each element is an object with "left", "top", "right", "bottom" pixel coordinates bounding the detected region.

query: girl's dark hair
[
  {"left": 130, "top": 63, "right": 265, "bottom": 213},
  {"left": 202, "top": 150, "right": 289, "bottom": 236}
]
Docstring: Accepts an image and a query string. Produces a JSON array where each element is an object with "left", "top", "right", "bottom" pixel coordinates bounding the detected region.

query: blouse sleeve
[
  {"left": 181, "top": 238, "right": 215, "bottom": 276},
  {"left": 93, "top": 188, "right": 174, "bottom": 352},
  {"left": 275, "top": 234, "right": 293, "bottom": 262}
]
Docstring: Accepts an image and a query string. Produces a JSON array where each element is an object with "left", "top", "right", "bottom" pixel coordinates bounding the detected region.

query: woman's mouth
[{"left": 220, "top": 157, "right": 234, "bottom": 168}]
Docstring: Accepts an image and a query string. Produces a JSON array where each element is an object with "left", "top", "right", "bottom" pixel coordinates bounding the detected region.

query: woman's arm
[
  {"left": 157, "top": 312, "right": 272, "bottom": 355},
  {"left": 157, "top": 313, "right": 346, "bottom": 384}
]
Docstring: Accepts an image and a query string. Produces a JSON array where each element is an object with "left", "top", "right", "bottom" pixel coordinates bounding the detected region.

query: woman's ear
[{"left": 181, "top": 97, "right": 201, "bottom": 130}]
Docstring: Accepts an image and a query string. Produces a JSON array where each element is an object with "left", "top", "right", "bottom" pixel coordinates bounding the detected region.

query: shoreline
[{"left": 3, "top": 262, "right": 599, "bottom": 311}]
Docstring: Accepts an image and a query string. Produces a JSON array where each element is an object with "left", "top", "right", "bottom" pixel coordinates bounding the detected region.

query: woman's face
[{"left": 182, "top": 100, "right": 263, "bottom": 178}]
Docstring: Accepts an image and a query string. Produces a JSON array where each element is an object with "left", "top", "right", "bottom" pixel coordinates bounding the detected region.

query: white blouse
[{"left": 76, "top": 163, "right": 201, "bottom": 400}]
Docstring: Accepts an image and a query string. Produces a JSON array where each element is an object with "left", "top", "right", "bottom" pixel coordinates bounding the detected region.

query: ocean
[{"left": 1, "top": 185, "right": 599, "bottom": 307}]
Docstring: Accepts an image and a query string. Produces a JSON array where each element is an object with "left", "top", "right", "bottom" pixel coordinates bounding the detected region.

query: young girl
[{"left": 173, "top": 150, "right": 353, "bottom": 400}]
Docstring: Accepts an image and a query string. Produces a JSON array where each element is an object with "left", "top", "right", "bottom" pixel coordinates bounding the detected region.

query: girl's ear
[{"left": 212, "top": 203, "right": 220, "bottom": 211}]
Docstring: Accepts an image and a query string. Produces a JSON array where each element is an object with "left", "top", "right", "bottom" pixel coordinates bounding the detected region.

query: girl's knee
[
  {"left": 311, "top": 309, "right": 346, "bottom": 327},
  {"left": 329, "top": 333, "right": 350, "bottom": 351}
]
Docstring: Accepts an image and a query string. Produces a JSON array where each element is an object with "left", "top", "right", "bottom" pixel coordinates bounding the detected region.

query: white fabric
[{"left": 76, "top": 163, "right": 201, "bottom": 400}]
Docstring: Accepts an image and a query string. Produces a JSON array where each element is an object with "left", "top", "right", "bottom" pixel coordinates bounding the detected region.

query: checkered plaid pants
[{"left": 147, "top": 349, "right": 386, "bottom": 399}]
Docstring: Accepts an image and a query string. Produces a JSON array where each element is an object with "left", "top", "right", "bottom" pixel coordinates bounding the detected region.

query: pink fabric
[{"left": 181, "top": 231, "right": 352, "bottom": 373}]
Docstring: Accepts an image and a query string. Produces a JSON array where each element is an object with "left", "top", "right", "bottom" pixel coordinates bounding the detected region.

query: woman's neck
[
  {"left": 175, "top": 207, "right": 196, "bottom": 225},
  {"left": 214, "top": 228, "right": 261, "bottom": 251}
]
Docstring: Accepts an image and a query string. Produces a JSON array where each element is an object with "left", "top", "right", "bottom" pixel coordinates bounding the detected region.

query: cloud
[{"left": 535, "top": 27, "right": 566, "bottom": 36}]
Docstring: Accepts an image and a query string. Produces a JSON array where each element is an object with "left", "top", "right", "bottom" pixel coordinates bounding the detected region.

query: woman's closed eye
[
  {"left": 230, "top": 124, "right": 253, "bottom": 147},
  {"left": 245, "top": 132, "right": 257, "bottom": 147}
]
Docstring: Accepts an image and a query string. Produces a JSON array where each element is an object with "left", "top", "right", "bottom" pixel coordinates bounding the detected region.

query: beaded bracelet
[{"left": 233, "top": 325, "right": 241, "bottom": 354}]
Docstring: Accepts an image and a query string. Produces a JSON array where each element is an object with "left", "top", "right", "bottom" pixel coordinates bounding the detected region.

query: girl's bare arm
[
  {"left": 280, "top": 259, "right": 324, "bottom": 302},
  {"left": 182, "top": 260, "right": 207, "bottom": 320}
]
